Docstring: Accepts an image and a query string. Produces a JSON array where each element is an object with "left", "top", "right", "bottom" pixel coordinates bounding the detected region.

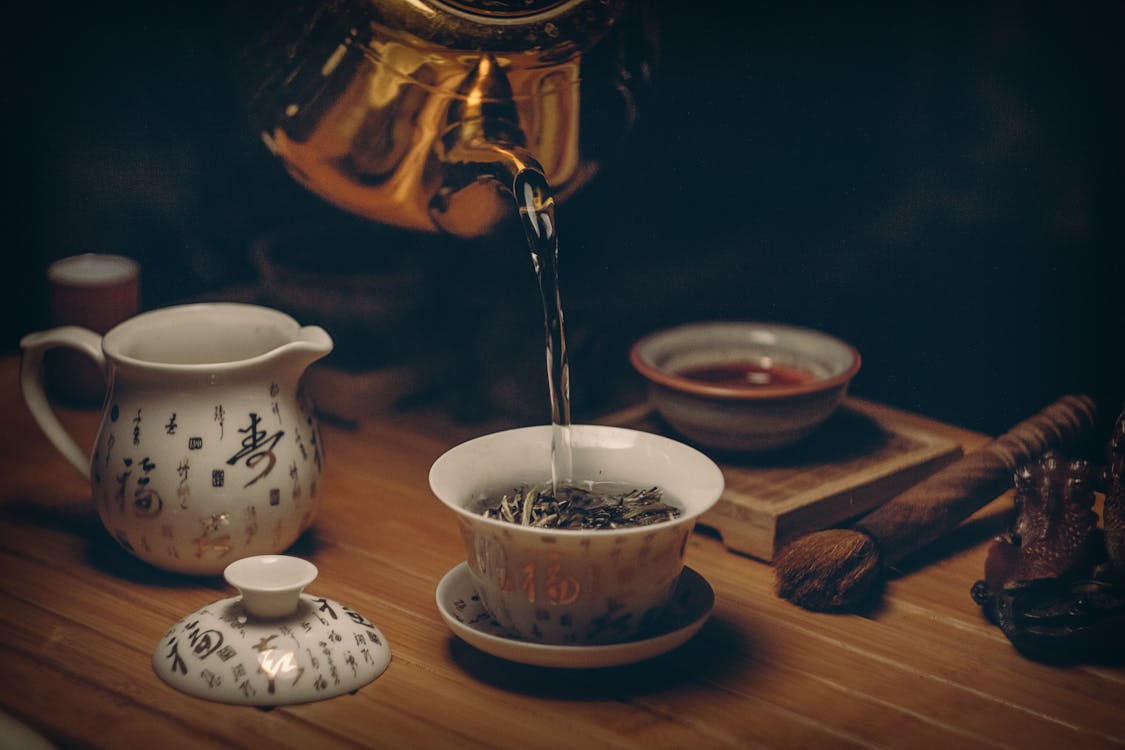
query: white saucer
[{"left": 435, "top": 562, "right": 714, "bottom": 669}]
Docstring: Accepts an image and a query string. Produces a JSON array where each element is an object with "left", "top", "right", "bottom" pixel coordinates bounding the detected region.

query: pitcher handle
[{"left": 19, "top": 326, "right": 105, "bottom": 479}]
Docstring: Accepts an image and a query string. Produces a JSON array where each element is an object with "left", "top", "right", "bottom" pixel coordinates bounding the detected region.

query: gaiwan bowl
[
  {"left": 630, "top": 321, "right": 861, "bottom": 452},
  {"left": 429, "top": 425, "right": 724, "bottom": 645}
]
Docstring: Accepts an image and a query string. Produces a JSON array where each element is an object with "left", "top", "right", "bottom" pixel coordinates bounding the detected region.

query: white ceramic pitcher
[{"left": 20, "top": 303, "right": 333, "bottom": 575}]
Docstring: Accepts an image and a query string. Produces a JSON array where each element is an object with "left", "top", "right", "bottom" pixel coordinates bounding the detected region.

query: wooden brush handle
[{"left": 854, "top": 395, "right": 1098, "bottom": 567}]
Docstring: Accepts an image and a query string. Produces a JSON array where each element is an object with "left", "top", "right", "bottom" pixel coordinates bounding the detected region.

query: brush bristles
[{"left": 774, "top": 529, "right": 884, "bottom": 612}]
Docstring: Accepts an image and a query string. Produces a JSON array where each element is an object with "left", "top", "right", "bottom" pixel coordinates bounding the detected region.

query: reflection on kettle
[{"left": 233, "top": 0, "right": 657, "bottom": 238}]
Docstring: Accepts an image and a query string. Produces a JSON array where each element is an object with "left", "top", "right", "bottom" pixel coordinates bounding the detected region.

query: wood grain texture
[
  {"left": 0, "top": 356, "right": 1122, "bottom": 749},
  {"left": 603, "top": 399, "right": 964, "bottom": 560}
]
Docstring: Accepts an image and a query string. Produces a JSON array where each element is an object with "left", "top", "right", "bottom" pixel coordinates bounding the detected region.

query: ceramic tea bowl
[
  {"left": 630, "top": 321, "right": 861, "bottom": 452},
  {"left": 429, "top": 425, "right": 724, "bottom": 645}
]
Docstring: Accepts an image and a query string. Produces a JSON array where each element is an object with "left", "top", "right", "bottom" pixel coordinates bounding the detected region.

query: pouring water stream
[{"left": 513, "top": 168, "right": 573, "bottom": 492}]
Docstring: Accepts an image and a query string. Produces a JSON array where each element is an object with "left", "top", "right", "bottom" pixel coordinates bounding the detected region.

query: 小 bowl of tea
[
  {"left": 629, "top": 321, "right": 861, "bottom": 452},
  {"left": 429, "top": 424, "right": 724, "bottom": 645}
]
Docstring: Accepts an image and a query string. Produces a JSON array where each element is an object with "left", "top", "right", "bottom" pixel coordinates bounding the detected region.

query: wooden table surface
[{"left": 1, "top": 353, "right": 1122, "bottom": 749}]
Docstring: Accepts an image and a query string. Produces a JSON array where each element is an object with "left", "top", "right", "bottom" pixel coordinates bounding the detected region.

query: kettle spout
[{"left": 428, "top": 54, "right": 543, "bottom": 238}]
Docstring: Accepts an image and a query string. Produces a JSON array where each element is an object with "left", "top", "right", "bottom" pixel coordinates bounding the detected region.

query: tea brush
[{"left": 774, "top": 394, "right": 1098, "bottom": 612}]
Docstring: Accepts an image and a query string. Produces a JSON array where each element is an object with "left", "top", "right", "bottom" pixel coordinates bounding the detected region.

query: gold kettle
[{"left": 237, "top": 0, "right": 656, "bottom": 238}]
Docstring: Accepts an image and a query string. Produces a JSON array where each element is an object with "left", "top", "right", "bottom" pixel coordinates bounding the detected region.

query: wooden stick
[{"left": 856, "top": 394, "right": 1098, "bottom": 567}]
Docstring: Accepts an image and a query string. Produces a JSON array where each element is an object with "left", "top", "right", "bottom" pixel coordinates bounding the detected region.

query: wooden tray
[{"left": 601, "top": 398, "right": 964, "bottom": 561}]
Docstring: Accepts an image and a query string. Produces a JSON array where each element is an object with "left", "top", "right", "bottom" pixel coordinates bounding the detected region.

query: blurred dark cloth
[{"left": 5, "top": 1, "right": 1122, "bottom": 434}]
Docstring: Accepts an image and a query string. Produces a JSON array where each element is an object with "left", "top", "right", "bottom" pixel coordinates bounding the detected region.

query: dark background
[{"left": 5, "top": 1, "right": 1123, "bottom": 436}]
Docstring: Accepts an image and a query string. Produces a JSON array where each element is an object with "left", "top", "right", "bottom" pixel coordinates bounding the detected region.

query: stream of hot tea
[{"left": 513, "top": 168, "right": 573, "bottom": 492}]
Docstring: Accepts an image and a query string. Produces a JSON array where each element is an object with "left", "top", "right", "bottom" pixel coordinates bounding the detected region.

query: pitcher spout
[{"left": 279, "top": 325, "right": 334, "bottom": 370}]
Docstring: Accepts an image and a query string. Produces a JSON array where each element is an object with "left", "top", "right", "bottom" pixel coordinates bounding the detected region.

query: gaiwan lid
[{"left": 153, "top": 555, "right": 391, "bottom": 706}]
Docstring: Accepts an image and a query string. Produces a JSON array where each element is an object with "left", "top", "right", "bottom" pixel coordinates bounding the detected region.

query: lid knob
[{"left": 224, "top": 555, "right": 318, "bottom": 619}]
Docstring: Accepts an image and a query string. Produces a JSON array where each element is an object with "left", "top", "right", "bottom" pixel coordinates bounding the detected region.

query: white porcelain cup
[{"left": 429, "top": 424, "right": 724, "bottom": 645}]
